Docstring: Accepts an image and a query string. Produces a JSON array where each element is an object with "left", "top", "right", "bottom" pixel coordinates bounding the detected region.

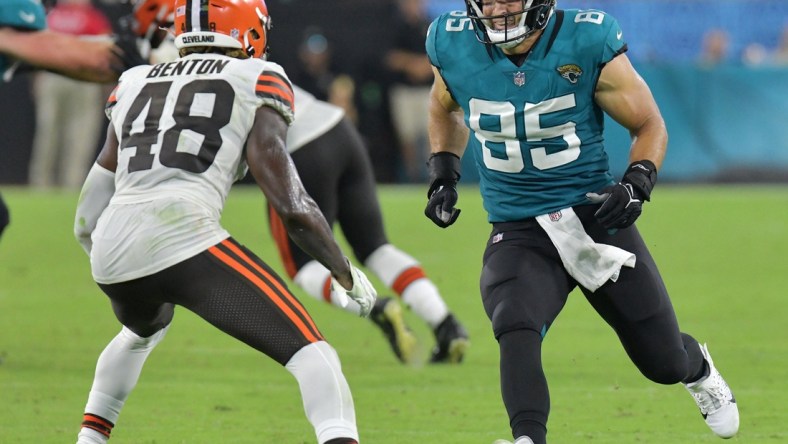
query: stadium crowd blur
[{"left": 1, "top": 0, "right": 787, "bottom": 186}]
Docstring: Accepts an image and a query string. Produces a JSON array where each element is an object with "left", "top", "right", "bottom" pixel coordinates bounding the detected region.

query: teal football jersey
[
  {"left": 426, "top": 9, "right": 626, "bottom": 222},
  {"left": 0, "top": 0, "right": 47, "bottom": 80}
]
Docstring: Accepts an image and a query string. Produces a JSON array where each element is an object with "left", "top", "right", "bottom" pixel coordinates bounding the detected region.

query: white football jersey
[
  {"left": 91, "top": 53, "right": 294, "bottom": 284},
  {"left": 286, "top": 85, "right": 345, "bottom": 153}
]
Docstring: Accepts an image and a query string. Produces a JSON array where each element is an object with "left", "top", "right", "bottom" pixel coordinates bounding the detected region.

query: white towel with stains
[{"left": 535, "top": 207, "right": 636, "bottom": 292}]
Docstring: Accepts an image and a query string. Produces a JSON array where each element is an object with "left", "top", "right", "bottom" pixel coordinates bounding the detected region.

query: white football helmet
[{"left": 465, "top": 0, "right": 555, "bottom": 49}]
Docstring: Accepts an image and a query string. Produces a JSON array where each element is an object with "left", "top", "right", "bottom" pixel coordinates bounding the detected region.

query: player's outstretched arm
[
  {"left": 246, "top": 106, "right": 376, "bottom": 315},
  {"left": 0, "top": 28, "right": 122, "bottom": 83}
]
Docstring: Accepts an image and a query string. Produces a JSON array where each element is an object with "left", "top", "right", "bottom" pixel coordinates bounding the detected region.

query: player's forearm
[
  {"left": 279, "top": 202, "right": 353, "bottom": 288},
  {"left": 428, "top": 100, "right": 468, "bottom": 157},
  {"left": 628, "top": 113, "right": 668, "bottom": 170},
  {"left": 1, "top": 30, "right": 118, "bottom": 82}
]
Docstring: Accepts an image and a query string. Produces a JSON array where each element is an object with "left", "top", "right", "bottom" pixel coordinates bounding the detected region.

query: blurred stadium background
[{"left": 1, "top": 0, "right": 787, "bottom": 185}]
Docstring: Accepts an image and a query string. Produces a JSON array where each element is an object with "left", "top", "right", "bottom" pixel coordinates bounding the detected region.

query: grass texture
[{"left": 0, "top": 185, "right": 786, "bottom": 443}]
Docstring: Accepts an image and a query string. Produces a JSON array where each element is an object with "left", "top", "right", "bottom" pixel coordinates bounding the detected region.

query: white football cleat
[
  {"left": 684, "top": 343, "right": 739, "bottom": 438},
  {"left": 492, "top": 438, "right": 534, "bottom": 444}
]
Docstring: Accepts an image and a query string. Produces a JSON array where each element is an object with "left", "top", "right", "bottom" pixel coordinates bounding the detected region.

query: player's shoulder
[
  {"left": 0, "top": 0, "right": 47, "bottom": 31},
  {"left": 249, "top": 59, "right": 295, "bottom": 124},
  {"left": 428, "top": 10, "right": 477, "bottom": 43},
  {"left": 427, "top": 10, "right": 479, "bottom": 67},
  {"left": 561, "top": 9, "right": 621, "bottom": 38},
  {"left": 557, "top": 9, "right": 625, "bottom": 62}
]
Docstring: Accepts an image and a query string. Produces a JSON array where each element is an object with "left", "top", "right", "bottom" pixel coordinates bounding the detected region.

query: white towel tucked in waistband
[{"left": 535, "top": 207, "right": 636, "bottom": 292}]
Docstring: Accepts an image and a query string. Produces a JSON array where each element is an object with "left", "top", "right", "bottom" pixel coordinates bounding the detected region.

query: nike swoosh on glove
[
  {"left": 587, "top": 159, "right": 658, "bottom": 230},
  {"left": 586, "top": 183, "right": 642, "bottom": 229},
  {"left": 331, "top": 266, "right": 377, "bottom": 317}
]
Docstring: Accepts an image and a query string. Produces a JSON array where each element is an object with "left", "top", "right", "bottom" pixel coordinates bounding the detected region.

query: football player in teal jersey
[
  {"left": 0, "top": 0, "right": 142, "bottom": 83},
  {"left": 424, "top": 1, "right": 739, "bottom": 443}
]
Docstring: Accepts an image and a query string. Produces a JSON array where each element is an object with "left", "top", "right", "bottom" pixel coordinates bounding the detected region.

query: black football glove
[
  {"left": 586, "top": 160, "right": 658, "bottom": 230},
  {"left": 424, "top": 152, "right": 462, "bottom": 228}
]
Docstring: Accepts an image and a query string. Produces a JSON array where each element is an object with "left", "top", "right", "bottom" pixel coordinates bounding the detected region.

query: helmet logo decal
[
  {"left": 230, "top": 28, "right": 239, "bottom": 39},
  {"left": 513, "top": 71, "right": 526, "bottom": 87},
  {"left": 557, "top": 64, "right": 582, "bottom": 84}
]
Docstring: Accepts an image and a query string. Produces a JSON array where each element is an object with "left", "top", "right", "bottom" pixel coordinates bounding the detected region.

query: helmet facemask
[{"left": 465, "top": 0, "right": 555, "bottom": 50}]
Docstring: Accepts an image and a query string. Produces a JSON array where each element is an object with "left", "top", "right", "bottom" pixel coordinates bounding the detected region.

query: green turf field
[{"left": 0, "top": 185, "right": 786, "bottom": 443}]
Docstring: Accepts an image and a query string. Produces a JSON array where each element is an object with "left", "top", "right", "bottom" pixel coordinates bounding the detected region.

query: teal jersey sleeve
[
  {"left": 0, "top": 0, "right": 47, "bottom": 31},
  {"left": 1, "top": 0, "right": 47, "bottom": 80},
  {"left": 426, "top": 9, "right": 631, "bottom": 222},
  {"left": 565, "top": 9, "right": 627, "bottom": 65}
]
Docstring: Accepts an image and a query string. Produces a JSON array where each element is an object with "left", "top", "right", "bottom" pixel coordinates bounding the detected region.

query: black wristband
[
  {"left": 426, "top": 152, "right": 461, "bottom": 196},
  {"left": 622, "top": 159, "right": 658, "bottom": 201}
]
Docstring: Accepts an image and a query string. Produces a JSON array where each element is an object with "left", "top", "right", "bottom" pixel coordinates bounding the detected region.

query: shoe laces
[{"left": 689, "top": 371, "right": 733, "bottom": 415}]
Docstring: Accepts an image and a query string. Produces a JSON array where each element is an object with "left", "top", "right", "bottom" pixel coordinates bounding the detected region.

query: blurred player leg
[
  {"left": 326, "top": 120, "right": 469, "bottom": 362},
  {"left": 0, "top": 193, "right": 9, "bottom": 239}
]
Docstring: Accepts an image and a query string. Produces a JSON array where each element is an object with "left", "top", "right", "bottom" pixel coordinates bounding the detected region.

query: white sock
[
  {"left": 364, "top": 244, "right": 449, "bottom": 327},
  {"left": 294, "top": 260, "right": 362, "bottom": 315},
  {"left": 285, "top": 341, "right": 359, "bottom": 444},
  {"left": 76, "top": 326, "right": 168, "bottom": 443},
  {"left": 515, "top": 437, "right": 535, "bottom": 444},
  {"left": 76, "top": 428, "right": 107, "bottom": 444}
]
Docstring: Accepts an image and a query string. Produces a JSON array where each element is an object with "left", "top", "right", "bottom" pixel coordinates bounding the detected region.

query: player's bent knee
[
  {"left": 490, "top": 297, "right": 544, "bottom": 340},
  {"left": 120, "top": 325, "right": 169, "bottom": 350},
  {"left": 636, "top": 349, "right": 688, "bottom": 385}
]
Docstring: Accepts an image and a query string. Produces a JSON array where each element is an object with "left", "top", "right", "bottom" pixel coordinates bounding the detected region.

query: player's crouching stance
[
  {"left": 72, "top": 1, "right": 373, "bottom": 443},
  {"left": 424, "top": 0, "right": 739, "bottom": 443}
]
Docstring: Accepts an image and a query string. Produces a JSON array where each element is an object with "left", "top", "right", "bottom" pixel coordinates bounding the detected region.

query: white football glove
[{"left": 331, "top": 266, "right": 377, "bottom": 318}]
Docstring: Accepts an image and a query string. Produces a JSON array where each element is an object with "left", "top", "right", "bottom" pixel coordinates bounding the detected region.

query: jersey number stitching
[
  {"left": 121, "top": 79, "right": 235, "bottom": 174},
  {"left": 469, "top": 94, "right": 580, "bottom": 172}
]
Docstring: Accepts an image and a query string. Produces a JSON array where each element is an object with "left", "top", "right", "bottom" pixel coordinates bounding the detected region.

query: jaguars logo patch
[{"left": 557, "top": 64, "right": 582, "bottom": 84}]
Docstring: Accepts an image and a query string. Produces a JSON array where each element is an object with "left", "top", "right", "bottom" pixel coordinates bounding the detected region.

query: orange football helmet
[
  {"left": 173, "top": 0, "right": 272, "bottom": 59},
  {"left": 131, "top": 0, "right": 175, "bottom": 47}
]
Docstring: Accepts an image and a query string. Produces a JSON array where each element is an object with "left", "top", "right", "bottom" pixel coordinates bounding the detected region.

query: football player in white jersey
[
  {"left": 273, "top": 85, "right": 470, "bottom": 364},
  {"left": 126, "top": 0, "right": 470, "bottom": 365},
  {"left": 72, "top": 1, "right": 374, "bottom": 443}
]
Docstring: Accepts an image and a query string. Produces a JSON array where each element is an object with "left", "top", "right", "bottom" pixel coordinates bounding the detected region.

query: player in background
[
  {"left": 0, "top": 0, "right": 145, "bottom": 242},
  {"left": 424, "top": 1, "right": 738, "bottom": 443},
  {"left": 0, "top": 0, "right": 143, "bottom": 83},
  {"left": 73, "top": 1, "right": 375, "bottom": 443},
  {"left": 127, "top": 0, "right": 470, "bottom": 364},
  {"left": 272, "top": 85, "right": 469, "bottom": 364}
]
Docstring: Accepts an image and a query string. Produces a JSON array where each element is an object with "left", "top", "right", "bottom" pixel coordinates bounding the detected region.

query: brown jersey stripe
[
  {"left": 82, "top": 413, "right": 114, "bottom": 437},
  {"left": 391, "top": 266, "right": 427, "bottom": 295},
  {"left": 255, "top": 84, "right": 294, "bottom": 108},
  {"left": 268, "top": 205, "right": 298, "bottom": 279},
  {"left": 256, "top": 72, "right": 294, "bottom": 103},
  {"left": 209, "top": 241, "right": 323, "bottom": 342},
  {"left": 217, "top": 239, "right": 323, "bottom": 341},
  {"left": 256, "top": 73, "right": 291, "bottom": 93}
]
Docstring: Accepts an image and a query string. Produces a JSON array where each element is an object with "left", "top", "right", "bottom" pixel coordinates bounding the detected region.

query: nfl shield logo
[
  {"left": 513, "top": 71, "right": 526, "bottom": 87},
  {"left": 549, "top": 211, "right": 562, "bottom": 222}
]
